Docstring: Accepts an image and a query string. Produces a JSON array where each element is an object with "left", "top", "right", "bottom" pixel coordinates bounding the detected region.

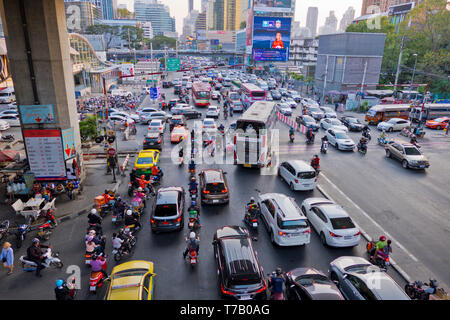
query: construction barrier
[
  {"left": 277, "top": 111, "right": 308, "bottom": 134},
  {"left": 119, "top": 154, "right": 130, "bottom": 176}
]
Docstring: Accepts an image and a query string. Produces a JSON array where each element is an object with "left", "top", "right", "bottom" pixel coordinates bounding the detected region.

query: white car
[
  {"left": 202, "top": 118, "right": 217, "bottom": 130},
  {"left": 282, "top": 97, "right": 297, "bottom": 109},
  {"left": 277, "top": 103, "right": 292, "bottom": 116},
  {"left": 141, "top": 111, "right": 169, "bottom": 124},
  {"left": 211, "top": 91, "right": 220, "bottom": 100},
  {"left": 148, "top": 119, "right": 165, "bottom": 134},
  {"left": 108, "top": 114, "right": 134, "bottom": 125},
  {"left": 320, "top": 118, "right": 348, "bottom": 132},
  {"left": 326, "top": 129, "right": 355, "bottom": 151},
  {"left": 206, "top": 106, "right": 219, "bottom": 118},
  {"left": 186, "top": 82, "right": 193, "bottom": 89},
  {"left": 0, "top": 115, "right": 20, "bottom": 126},
  {"left": 137, "top": 107, "right": 158, "bottom": 122},
  {"left": 0, "top": 109, "right": 18, "bottom": 117},
  {"left": 0, "top": 119, "right": 11, "bottom": 131},
  {"left": 109, "top": 111, "right": 139, "bottom": 122},
  {"left": 301, "top": 98, "right": 319, "bottom": 107},
  {"left": 377, "top": 118, "right": 411, "bottom": 132},
  {"left": 320, "top": 107, "right": 337, "bottom": 118},
  {"left": 278, "top": 160, "right": 318, "bottom": 191},
  {"left": 301, "top": 198, "right": 361, "bottom": 247}
]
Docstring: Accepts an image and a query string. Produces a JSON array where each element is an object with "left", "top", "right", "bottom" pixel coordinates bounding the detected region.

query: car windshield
[
  {"left": 298, "top": 171, "right": 316, "bottom": 179},
  {"left": 348, "top": 118, "right": 360, "bottom": 123},
  {"left": 136, "top": 157, "right": 154, "bottom": 165},
  {"left": 112, "top": 268, "right": 149, "bottom": 279},
  {"left": 173, "top": 128, "right": 185, "bottom": 134},
  {"left": 150, "top": 122, "right": 161, "bottom": 126},
  {"left": 388, "top": 119, "right": 398, "bottom": 124},
  {"left": 404, "top": 147, "right": 421, "bottom": 155},
  {"left": 335, "top": 132, "right": 349, "bottom": 139},
  {"left": 331, "top": 120, "right": 342, "bottom": 125},
  {"left": 295, "top": 274, "right": 330, "bottom": 286},
  {"left": 330, "top": 217, "right": 355, "bottom": 229},
  {"left": 278, "top": 218, "right": 309, "bottom": 230},
  {"left": 310, "top": 107, "right": 321, "bottom": 112},
  {"left": 344, "top": 264, "right": 375, "bottom": 274},
  {"left": 205, "top": 182, "right": 225, "bottom": 193},
  {"left": 304, "top": 117, "right": 315, "bottom": 123},
  {"left": 433, "top": 118, "right": 446, "bottom": 122},
  {"left": 154, "top": 204, "right": 177, "bottom": 217}
]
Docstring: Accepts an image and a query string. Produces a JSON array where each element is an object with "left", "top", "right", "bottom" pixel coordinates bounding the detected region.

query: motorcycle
[
  {"left": 127, "top": 181, "right": 140, "bottom": 197},
  {"left": 20, "top": 248, "right": 63, "bottom": 271},
  {"left": 99, "top": 200, "right": 115, "bottom": 218},
  {"left": 112, "top": 210, "right": 124, "bottom": 226},
  {"left": 186, "top": 249, "right": 198, "bottom": 267},
  {"left": 189, "top": 189, "right": 198, "bottom": 202},
  {"left": 89, "top": 256, "right": 108, "bottom": 294},
  {"left": 224, "top": 111, "right": 228, "bottom": 120},
  {"left": 378, "top": 137, "right": 388, "bottom": 146},
  {"left": 362, "top": 130, "right": 371, "bottom": 141},
  {"left": 405, "top": 279, "right": 449, "bottom": 300},
  {"left": 365, "top": 240, "right": 390, "bottom": 271},
  {"left": 0, "top": 220, "right": 10, "bottom": 242},
  {"left": 357, "top": 142, "right": 367, "bottom": 155},
  {"left": 188, "top": 167, "right": 196, "bottom": 180},
  {"left": 178, "top": 155, "right": 184, "bottom": 166},
  {"left": 0, "top": 134, "right": 14, "bottom": 142},
  {"left": 188, "top": 210, "right": 200, "bottom": 231},
  {"left": 112, "top": 234, "right": 137, "bottom": 262},
  {"left": 15, "top": 223, "right": 31, "bottom": 248},
  {"left": 306, "top": 135, "right": 315, "bottom": 145},
  {"left": 267, "top": 271, "right": 286, "bottom": 300},
  {"left": 244, "top": 205, "right": 259, "bottom": 230},
  {"left": 289, "top": 133, "right": 295, "bottom": 143},
  {"left": 320, "top": 141, "right": 328, "bottom": 154},
  {"left": 37, "top": 221, "right": 55, "bottom": 241}
]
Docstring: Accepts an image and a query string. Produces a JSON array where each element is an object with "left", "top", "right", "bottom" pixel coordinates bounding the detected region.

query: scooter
[
  {"left": 289, "top": 133, "right": 295, "bottom": 143},
  {"left": 306, "top": 135, "right": 315, "bottom": 145},
  {"left": 357, "top": 143, "right": 367, "bottom": 155},
  {"left": 244, "top": 205, "right": 259, "bottom": 230},
  {"left": 20, "top": 248, "right": 63, "bottom": 271},
  {"left": 37, "top": 221, "right": 55, "bottom": 241},
  {"left": 405, "top": 279, "right": 449, "bottom": 300},
  {"left": 89, "top": 256, "right": 108, "bottom": 294},
  {"left": 15, "top": 223, "right": 31, "bottom": 248},
  {"left": 320, "top": 141, "right": 328, "bottom": 154},
  {"left": 112, "top": 234, "right": 137, "bottom": 262},
  {"left": 365, "top": 240, "right": 389, "bottom": 271},
  {"left": 112, "top": 210, "right": 124, "bottom": 226},
  {"left": 189, "top": 189, "right": 198, "bottom": 202},
  {"left": 188, "top": 210, "right": 201, "bottom": 231},
  {"left": 187, "top": 249, "right": 198, "bottom": 268},
  {"left": 378, "top": 137, "right": 388, "bottom": 146}
]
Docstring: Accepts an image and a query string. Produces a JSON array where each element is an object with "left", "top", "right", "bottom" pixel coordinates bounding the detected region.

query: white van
[
  {"left": 258, "top": 193, "right": 311, "bottom": 246},
  {"left": 0, "top": 87, "right": 16, "bottom": 104},
  {"left": 278, "top": 160, "right": 318, "bottom": 191},
  {"left": 111, "top": 89, "right": 132, "bottom": 97}
]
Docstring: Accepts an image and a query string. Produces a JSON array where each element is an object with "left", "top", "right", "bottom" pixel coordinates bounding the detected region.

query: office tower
[{"left": 306, "top": 7, "right": 318, "bottom": 38}]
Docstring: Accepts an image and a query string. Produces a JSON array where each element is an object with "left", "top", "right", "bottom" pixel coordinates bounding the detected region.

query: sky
[{"left": 117, "top": 0, "right": 363, "bottom": 35}]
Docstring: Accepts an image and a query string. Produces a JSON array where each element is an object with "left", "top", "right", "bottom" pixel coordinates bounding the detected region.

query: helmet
[
  {"left": 141, "top": 175, "right": 145, "bottom": 179},
  {"left": 379, "top": 235, "right": 386, "bottom": 241},
  {"left": 314, "top": 154, "right": 319, "bottom": 158},
  {"left": 32, "top": 238, "right": 40, "bottom": 244},
  {"left": 138, "top": 187, "right": 143, "bottom": 192},
  {"left": 126, "top": 210, "right": 133, "bottom": 216},
  {"left": 191, "top": 177, "right": 196, "bottom": 182},
  {"left": 250, "top": 197, "right": 255, "bottom": 203},
  {"left": 89, "top": 230, "right": 96, "bottom": 236},
  {"left": 116, "top": 196, "right": 121, "bottom": 201},
  {"left": 430, "top": 279, "right": 438, "bottom": 288},
  {"left": 189, "top": 232, "right": 196, "bottom": 240},
  {"left": 87, "top": 236, "right": 94, "bottom": 242},
  {"left": 56, "top": 279, "right": 64, "bottom": 288},
  {"left": 90, "top": 209, "right": 97, "bottom": 215},
  {"left": 191, "top": 201, "right": 195, "bottom": 206},
  {"left": 275, "top": 267, "right": 282, "bottom": 275}
]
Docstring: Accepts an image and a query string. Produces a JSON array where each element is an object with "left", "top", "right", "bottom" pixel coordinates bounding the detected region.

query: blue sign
[
  {"left": 150, "top": 87, "right": 159, "bottom": 99},
  {"left": 19, "top": 104, "right": 56, "bottom": 124},
  {"left": 252, "top": 16, "right": 291, "bottom": 62},
  {"left": 61, "top": 128, "right": 76, "bottom": 160}
]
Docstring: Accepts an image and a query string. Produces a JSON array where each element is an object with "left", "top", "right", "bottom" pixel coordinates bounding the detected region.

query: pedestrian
[
  {"left": 335, "top": 102, "right": 339, "bottom": 112},
  {"left": 1, "top": 242, "right": 14, "bottom": 275},
  {"left": 446, "top": 122, "right": 449, "bottom": 135}
]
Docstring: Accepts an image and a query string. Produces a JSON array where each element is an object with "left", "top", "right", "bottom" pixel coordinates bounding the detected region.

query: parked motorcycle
[
  {"left": 20, "top": 248, "right": 63, "bottom": 271},
  {"left": 405, "top": 279, "right": 449, "bottom": 300},
  {"left": 37, "top": 221, "right": 55, "bottom": 241},
  {"left": 15, "top": 223, "right": 31, "bottom": 248},
  {"left": 0, "top": 220, "right": 10, "bottom": 242}
]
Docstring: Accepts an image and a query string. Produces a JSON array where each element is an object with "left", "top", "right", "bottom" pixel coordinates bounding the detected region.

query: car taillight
[
  {"left": 315, "top": 178, "right": 318, "bottom": 182},
  {"left": 304, "top": 229, "right": 311, "bottom": 234},
  {"left": 221, "top": 188, "right": 228, "bottom": 193},
  {"left": 278, "top": 231, "right": 287, "bottom": 237},
  {"left": 157, "top": 139, "right": 161, "bottom": 143},
  {"left": 254, "top": 281, "right": 267, "bottom": 294},
  {"left": 221, "top": 284, "right": 236, "bottom": 295},
  {"left": 294, "top": 179, "right": 298, "bottom": 183},
  {"left": 329, "top": 231, "right": 342, "bottom": 237},
  {"left": 174, "top": 216, "right": 182, "bottom": 223},
  {"left": 354, "top": 230, "right": 361, "bottom": 236},
  {"left": 150, "top": 219, "right": 155, "bottom": 224},
  {"left": 203, "top": 190, "right": 210, "bottom": 194}
]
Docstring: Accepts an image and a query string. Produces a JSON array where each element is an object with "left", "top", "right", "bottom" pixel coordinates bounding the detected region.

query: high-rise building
[
  {"left": 201, "top": 0, "right": 209, "bottom": 13},
  {"left": 101, "top": 0, "right": 117, "bottom": 20},
  {"left": 189, "top": 0, "right": 194, "bottom": 13},
  {"left": 195, "top": 12, "right": 207, "bottom": 32},
  {"left": 306, "top": 7, "right": 318, "bottom": 38},
  {"left": 339, "top": 7, "right": 355, "bottom": 32},
  {"left": 64, "top": 1, "right": 103, "bottom": 32},
  {"left": 361, "top": 0, "right": 422, "bottom": 16},
  {"left": 142, "top": 22, "right": 154, "bottom": 39},
  {"left": 134, "top": 0, "right": 176, "bottom": 35},
  {"left": 182, "top": 10, "right": 199, "bottom": 39},
  {"left": 209, "top": 0, "right": 225, "bottom": 30},
  {"left": 224, "top": 0, "right": 243, "bottom": 31},
  {"left": 319, "top": 11, "right": 338, "bottom": 35}
]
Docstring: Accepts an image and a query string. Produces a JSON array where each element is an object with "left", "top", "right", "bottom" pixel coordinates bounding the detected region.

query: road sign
[
  {"left": 167, "top": 58, "right": 180, "bottom": 72},
  {"left": 19, "top": 104, "right": 56, "bottom": 124},
  {"left": 61, "top": 128, "right": 76, "bottom": 160}
]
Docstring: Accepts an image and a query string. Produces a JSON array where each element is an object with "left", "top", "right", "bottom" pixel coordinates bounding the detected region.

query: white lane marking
[{"left": 320, "top": 173, "right": 419, "bottom": 262}]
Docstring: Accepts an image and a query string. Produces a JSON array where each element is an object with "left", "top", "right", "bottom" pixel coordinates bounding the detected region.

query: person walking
[{"left": 1, "top": 242, "right": 14, "bottom": 275}]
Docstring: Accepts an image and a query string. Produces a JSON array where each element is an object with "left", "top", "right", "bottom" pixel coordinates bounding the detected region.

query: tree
[
  {"left": 149, "top": 35, "right": 177, "bottom": 50},
  {"left": 79, "top": 115, "right": 98, "bottom": 141},
  {"left": 117, "top": 8, "right": 134, "bottom": 19},
  {"left": 240, "top": 21, "right": 246, "bottom": 30},
  {"left": 121, "top": 26, "right": 144, "bottom": 49},
  {"left": 85, "top": 24, "right": 120, "bottom": 50}
]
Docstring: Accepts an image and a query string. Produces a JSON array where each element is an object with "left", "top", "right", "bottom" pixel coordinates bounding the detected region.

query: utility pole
[
  {"left": 410, "top": 53, "right": 418, "bottom": 100},
  {"left": 361, "top": 60, "right": 368, "bottom": 93},
  {"left": 394, "top": 35, "right": 405, "bottom": 93},
  {"left": 322, "top": 55, "right": 329, "bottom": 103}
]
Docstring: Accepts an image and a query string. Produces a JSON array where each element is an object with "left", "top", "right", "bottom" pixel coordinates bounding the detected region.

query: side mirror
[{"left": 342, "top": 274, "right": 348, "bottom": 279}]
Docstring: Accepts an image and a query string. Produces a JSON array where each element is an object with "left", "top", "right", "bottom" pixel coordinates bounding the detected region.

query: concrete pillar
[{"left": 0, "top": 0, "right": 84, "bottom": 178}]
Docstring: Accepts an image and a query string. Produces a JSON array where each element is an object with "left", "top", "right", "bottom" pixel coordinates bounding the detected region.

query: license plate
[
  {"left": 240, "top": 295, "right": 251, "bottom": 300},
  {"left": 213, "top": 200, "right": 219, "bottom": 203},
  {"left": 190, "top": 258, "right": 196, "bottom": 263},
  {"left": 252, "top": 223, "right": 257, "bottom": 228},
  {"left": 344, "top": 236, "right": 352, "bottom": 240},
  {"left": 290, "top": 233, "right": 300, "bottom": 237},
  {"left": 244, "top": 164, "right": 251, "bottom": 168},
  {"left": 85, "top": 260, "right": 90, "bottom": 264},
  {"left": 89, "top": 286, "right": 96, "bottom": 291},
  {"left": 419, "top": 165, "right": 425, "bottom": 168}
]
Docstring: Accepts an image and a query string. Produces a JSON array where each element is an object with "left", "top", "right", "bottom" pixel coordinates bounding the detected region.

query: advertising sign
[
  {"left": 19, "top": 104, "right": 56, "bottom": 124},
  {"left": 196, "top": 30, "right": 206, "bottom": 41},
  {"left": 120, "top": 63, "right": 134, "bottom": 77},
  {"left": 167, "top": 58, "right": 181, "bottom": 71},
  {"left": 23, "top": 129, "right": 66, "bottom": 179},
  {"left": 253, "top": 0, "right": 292, "bottom": 13},
  {"left": 252, "top": 17, "right": 291, "bottom": 62},
  {"left": 61, "top": 128, "right": 76, "bottom": 160}
]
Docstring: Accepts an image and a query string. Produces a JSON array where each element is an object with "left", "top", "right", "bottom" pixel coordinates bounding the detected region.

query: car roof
[
  {"left": 202, "top": 169, "right": 224, "bottom": 183},
  {"left": 260, "top": 193, "right": 305, "bottom": 220},
  {"left": 146, "top": 132, "right": 160, "bottom": 138},
  {"left": 316, "top": 203, "right": 348, "bottom": 218},
  {"left": 156, "top": 187, "right": 182, "bottom": 204},
  {"left": 215, "top": 225, "right": 248, "bottom": 239},
  {"left": 285, "top": 160, "right": 315, "bottom": 172},
  {"left": 108, "top": 260, "right": 154, "bottom": 300},
  {"left": 150, "top": 119, "right": 163, "bottom": 123},
  {"left": 352, "top": 272, "right": 410, "bottom": 300}
]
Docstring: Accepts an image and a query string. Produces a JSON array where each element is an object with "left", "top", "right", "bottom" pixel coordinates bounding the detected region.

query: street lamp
[{"left": 410, "top": 53, "right": 418, "bottom": 99}]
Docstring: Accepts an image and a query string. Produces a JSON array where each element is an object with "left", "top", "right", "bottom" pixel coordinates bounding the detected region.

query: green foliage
[
  {"left": 240, "top": 21, "right": 246, "bottom": 30},
  {"left": 357, "top": 101, "right": 370, "bottom": 113},
  {"left": 121, "top": 26, "right": 144, "bottom": 49},
  {"left": 159, "top": 57, "right": 166, "bottom": 68},
  {"left": 148, "top": 35, "right": 177, "bottom": 50},
  {"left": 117, "top": 8, "right": 134, "bottom": 19},
  {"left": 85, "top": 24, "right": 120, "bottom": 49},
  {"left": 79, "top": 115, "right": 98, "bottom": 142}
]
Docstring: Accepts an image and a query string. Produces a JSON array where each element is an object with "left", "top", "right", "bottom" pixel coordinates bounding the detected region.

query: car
[
  {"left": 110, "top": 111, "right": 139, "bottom": 122},
  {"left": 285, "top": 268, "right": 345, "bottom": 300},
  {"left": 0, "top": 119, "right": 10, "bottom": 131},
  {"left": 143, "top": 133, "right": 163, "bottom": 150},
  {"left": 301, "top": 198, "right": 361, "bottom": 247},
  {"left": 319, "top": 107, "right": 337, "bottom": 118},
  {"left": 296, "top": 115, "right": 320, "bottom": 132},
  {"left": 0, "top": 109, "right": 18, "bottom": 117},
  {"left": 173, "top": 85, "right": 182, "bottom": 95},
  {"left": 199, "top": 169, "right": 229, "bottom": 204},
  {"left": 291, "top": 93, "right": 302, "bottom": 103},
  {"left": 181, "top": 108, "right": 202, "bottom": 120},
  {"left": 206, "top": 106, "right": 220, "bottom": 118},
  {"left": 212, "top": 226, "right": 267, "bottom": 300},
  {"left": 230, "top": 101, "right": 244, "bottom": 112},
  {"left": 0, "top": 115, "right": 20, "bottom": 126},
  {"left": 140, "top": 111, "right": 169, "bottom": 124},
  {"left": 385, "top": 140, "right": 430, "bottom": 169},
  {"left": 278, "top": 160, "right": 318, "bottom": 191},
  {"left": 186, "top": 82, "right": 193, "bottom": 90},
  {"left": 150, "top": 186, "right": 185, "bottom": 233},
  {"left": 277, "top": 103, "right": 292, "bottom": 116},
  {"left": 105, "top": 260, "right": 155, "bottom": 300},
  {"left": 326, "top": 129, "right": 355, "bottom": 151},
  {"left": 109, "top": 114, "right": 134, "bottom": 126},
  {"left": 170, "top": 126, "right": 188, "bottom": 143},
  {"left": 329, "top": 256, "right": 410, "bottom": 300},
  {"left": 279, "top": 88, "right": 289, "bottom": 97},
  {"left": 202, "top": 118, "right": 217, "bottom": 130},
  {"left": 138, "top": 107, "right": 158, "bottom": 122},
  {"left": 171, "top": 104, "right": 191, "bottom": 115},
  {"left": 162, "top": 81, "right": 172, "bottom": 88},
  {"left": 214, "top": 83, "right": 222, "bottom": 90},
  {"left": 301, "top": 98, "right": 319, "bottom": 108},
  {"left": 227, "top": 91, "right": 240, "bottom": 104},
  {"left": 211, "top": 91, "right": 220, "bottom": 100},
  {"left": 282, "top": 97, "right": 297, "bottom": 109},
  {"left": 270, "top": 90, "right": 282, "bottom": 100},
  {"left": 148, "top": 119, "right": 165, "bottom": 134},
  {"left": 320, "top": 118, "right": 348, "bottom": 132},
  {"left": 134, "top": 149, "right": 160, "bottom": 177},
  {"left": 168, "top": 99, "right": 178, "bottom": 110},
  {"left": 306, "top": 106, "right": 325, "bottom": 120},
  {"left": 265, "top": 93, "right": 273, "bottom": 101},
  {"left": 377, "top": 118, "right": 410, "bottom": 132},
  {"left": 425, "top": 117, "right": 450, "bottom": 130},
  {"left": 168, "top": 115, "right": 186, "bottom": 131},
  {"left": 258, "top": 193, "right": 311, "bottom": 246},
  {"left": 340, "top": 116, "right": 364, "bottom": 131}
]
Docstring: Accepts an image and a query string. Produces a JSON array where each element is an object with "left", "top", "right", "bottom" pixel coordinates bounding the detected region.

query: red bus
[
  {"left": 241, "top": 83, "right": 266, "bottom": 103},
  {"left": 192, "top": 82, "right": 211, "bottom": 107}
]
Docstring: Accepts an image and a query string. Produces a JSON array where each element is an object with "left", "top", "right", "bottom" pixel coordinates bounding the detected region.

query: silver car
[{"left": 329, "top": 256, "right": 410, "bottom": 300}]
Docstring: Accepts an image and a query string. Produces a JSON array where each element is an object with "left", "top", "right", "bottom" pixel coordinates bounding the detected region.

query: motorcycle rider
[
  {"left": 135, "top": 175, "right": 151, "bottom": 197},
  {"left": 26, "top": 238, "right": 50, "bottom": 277},
  {"left": 289, "top": 127, "right": 295, "bottom": 141},
  {"left": 179, "top": 146, "right": 184, "bottom": 163},
  {"left": 112, "top": 232, "right": 125, "bottom": 254},
  {"left": 188, "top": 177, "right": 198, "bottom": 195},
  {"left": 187, "top": 200, "right": 201, "bottom": 227},
  {"left": 151, "top": 165, "right": 163, "bottom": 182},
  {"left": 362, "top": 125, "right": 371, "bottom": 138},
  {"left": 269, "top": 267, "right": 286, "bottom": 300},
  {"left": 245, "top": 197, "right": 259, "bottom": 222},
  {"left": 188, "top": 159, "right": 196, "bottom": 175},
  {"left": 218, "top": 124, "right": 225, "bottom": 134},
  {"left": 358, "top": 137, "right": 368, "bottom": 152},
  {"left": 306, "top": 128, "right": 314, "bottom": 143},
  {"left": 55, "top": 278, "right": 75, "bottom": 300},
  {"left": 183, "top": 232, "right": 200, "bottom": 259},
  {"left": 117, "top": 229, "right": 132, "bottom": 254},
  {"left": 87, "top": 209, "right": 103, "bottom": 235},
  {"left": 125, "top": 209, "right": 141, "bottom": 230},
  {"left": 370, "top": 236, "right": 387, "bottom": 260},
  {"left": 310, "top": 155, "right": 320, "bottom": 171},
  {"left": 321, "top": 135, "right": 328, "bottom": 152},
  {"left": 379, "top": 130, "right": 387, "bottom": 143},
  {"left": 89, "top": 253, "right": 108, "bottom": 280}
]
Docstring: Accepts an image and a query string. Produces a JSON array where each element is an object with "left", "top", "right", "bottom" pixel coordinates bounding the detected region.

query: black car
[
  {"left": 181, "top": 108, "right": 202, "bottom": 120},
  {"left": 296, "top": 115, "right": 320, "bottom": 132},
  {"left": 174, "top": 85, "right": 182, "bottom": 95},
  {"left": 285, "top": 268, "right": 345, "bottom": 300},
  {"left": 270, "top": 90, "right": 282, "bottom": 100},
  {"left": 143, "top": 132, "right": 163, "bottom": 150},
  {"left": 341, "top": 116, "right": 364, "bottom": 131},
  {"left": 150, "top": 187, "right": 185, "bottom": 233},
  {"left": 162, "top": 81, "right": 172, "bottom": 88},
  {"left": 212, "top": 226, "right": 267, "bottom": 300}
]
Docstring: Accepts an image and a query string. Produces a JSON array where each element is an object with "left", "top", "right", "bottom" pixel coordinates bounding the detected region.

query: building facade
[
  {"left": 101, "top": 0, "right": 118, "bottom": 20},
  {"left": 289, "top": 37, "right": 318, "bottom": 77},
  {"left": 65, "top": 1, "right": 103, "bottom": 32},
  {"left": 134, "top": 0, "right": 176, "bottom": 35},
  {"left": 339, "top": 7, "right": 355, "bottom": 32},
  {"left": 306, "top": 7, "right": 319, "bottom": 38},
  {"left": 235, "top": 29, "right": 246, "bottom": 52},
  {"left": 319, "top": 11, "right": 338, "bottom": 35},
  {"left": 361, "top": 0, "right": 422, "bottom": 15}
]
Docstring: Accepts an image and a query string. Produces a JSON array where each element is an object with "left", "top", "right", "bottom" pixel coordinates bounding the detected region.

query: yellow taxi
[
  {"left": 105, "top": 260, "right": 155, "bottom": 300},
  {"left": 134, "top": 149, "right": 160, "bottom": 177}
]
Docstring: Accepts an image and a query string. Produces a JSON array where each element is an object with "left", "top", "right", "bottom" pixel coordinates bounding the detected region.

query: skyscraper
[
  {"left": 319, "top": 11, "right": 338, "bottom": 35},
  {"left": 306, "top": 7, "right": 318, "bottom": 38},
  {"left": 339, "top": 7, "right": 355, "bottom": 32},
  {"left": 201, "top": 0, "right": 209, "bottom": 13},
  {"left": 101, "top": 0, "right": 117, "bottom": 20},
  {"left": 189, "top": 0, "right": 194, "bottom": 13},
  {"left": 134, "top": 0, "right": 175, "bottom": 35}
]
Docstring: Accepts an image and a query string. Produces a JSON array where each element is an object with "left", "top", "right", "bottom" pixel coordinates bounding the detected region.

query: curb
[{"left": 316, "top": 183, "right": 412, "bottom": 284}]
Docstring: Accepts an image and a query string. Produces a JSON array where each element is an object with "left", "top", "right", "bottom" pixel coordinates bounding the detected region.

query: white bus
[
  {"left": 241, "top": 83, "right": 266, "bottom": 103},
  {"left": 409, "top": 103, "right": 450, "bottom": 122},
  {"left": 234, "top": 101, "right": 277, "bottom": 168}
]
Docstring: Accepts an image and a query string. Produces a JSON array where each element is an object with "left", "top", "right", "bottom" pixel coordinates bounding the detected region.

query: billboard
[
  {"left": 252, "top": 16, "right": 291, "bottom": 62},
  {"left": 253, "top": 0, "right": 292, "bottom": 13},
  {"left": 120, "top": 63, "right": 134, "bottom": 77}
]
